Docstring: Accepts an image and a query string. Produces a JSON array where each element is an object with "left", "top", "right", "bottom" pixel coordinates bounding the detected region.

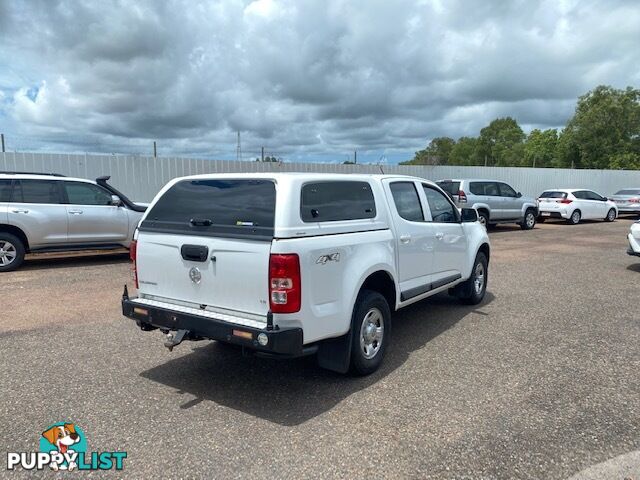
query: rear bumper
[
  {"left": 122, "top": 293, "right": 304, "bottom": 356},
  {"left": 538, "top": 210, "right": 568, "bottom": 219}
]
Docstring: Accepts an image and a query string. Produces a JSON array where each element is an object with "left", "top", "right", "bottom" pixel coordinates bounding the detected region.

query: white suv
[
  {"left": 537, "top": 189, "right": 618, "bottom": 224},
  {"left": 0, "top": 172, "right": 146, "bottom": 271},
  {"left": 122, "top": 173, "right": 490, "bottom": 375}
]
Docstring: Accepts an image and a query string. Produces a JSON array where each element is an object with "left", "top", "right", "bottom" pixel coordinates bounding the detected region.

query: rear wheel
[
  {"left": 349, "top": 290, "right": 391, "bottom": 375},
  {"left": 567, "top": 210, "right": 581, "bottom": 225},
  {"left": 457, "top": 252, "right": 488, "bottom": 305},
  {"left": 477, "top": 210, "right": 489, "bottom": 229},
  {"left": 0, "top": 233, "right": 25, "bottom": 272},
  {"left": 520, "top": 209, "right": 536, "bottom": 230},
  {"left": 605, "top": 208, "right": 616, "bottom": 222}
]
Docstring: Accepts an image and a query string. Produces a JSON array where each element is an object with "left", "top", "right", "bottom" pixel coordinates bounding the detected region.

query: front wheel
[
  {"left": 520, "top": 209, "right": 536, "bottom": 230},
  {"left": 457, "top": 252, "right": 488, "bottom": 305},
  {"left": 349, "top": 290, "right": 391, "bottom": 375},
  {"left": 605, "top": 208, "right": 616, "bottom": 222}
]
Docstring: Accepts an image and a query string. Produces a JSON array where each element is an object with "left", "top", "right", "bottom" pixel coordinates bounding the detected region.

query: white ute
[{"left": 122, "top": 173, "right": 490, "bottom": 374}]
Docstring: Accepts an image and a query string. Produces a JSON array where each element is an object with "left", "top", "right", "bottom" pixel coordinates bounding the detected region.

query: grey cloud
[{"left": 0, "top": 0, "right": 638, "bottom": 161}]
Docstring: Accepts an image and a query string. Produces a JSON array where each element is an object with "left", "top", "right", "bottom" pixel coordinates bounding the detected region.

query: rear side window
[
  {"left": 390, "top": 182, "right": 424, "bottom": 222},
  {"left": 0, "top": 180, "right": 12, "bottom": 202},
  {"left": 435, "top": 181, "right": 460, "bottom": 196},
  {"left": 539, "top": 191, "right": 567, "bottom": 199},
  {"left": 300, "top": 181, "right": 376, "bottom": 222},
  {"left": 13, "top": 180, "right": 62, "bottom": 204},
  {"left": 140, "top": 179, "right": 276, "bottom": 240},
  {"left": 572, "top": 191, "right": 587, "bottom": 200}
]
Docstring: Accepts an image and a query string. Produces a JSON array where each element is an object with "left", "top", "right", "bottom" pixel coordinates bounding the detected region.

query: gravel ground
[{"left": 1, "top": 218, "right": 639, "bottom": 479}]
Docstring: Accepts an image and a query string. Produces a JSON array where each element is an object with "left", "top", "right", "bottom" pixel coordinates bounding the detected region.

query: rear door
[
  {"left": 62, "top": 181, "right": 129, "bottom": 244},
  {"left": 385, "top": 180, "right": 433, "bottom": 299},
  {"left": 8, "top": 179, "right": 68, "bottom": 247},
  {"left": 136, "top": 178, "right": 276, "bottom": 316}
]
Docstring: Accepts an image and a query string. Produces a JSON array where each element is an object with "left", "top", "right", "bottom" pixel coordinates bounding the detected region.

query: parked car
[
  {"left": 436, "top": 179, "right": 538, "bottom": 229},
  {"left": 0, "top": 172, "right": 147, "bottom": 271},
  {"left": 122, "top": 173, "right": 490, "bottom": 375},
  {"left": 610, "top": 188, "right": 640, "bottom": 215},
  {"left": 628, "top": 221, "right": 640, "bottom": 257},
  {"left": 537, "top": 189, "right": 618, "bottom": 224}
]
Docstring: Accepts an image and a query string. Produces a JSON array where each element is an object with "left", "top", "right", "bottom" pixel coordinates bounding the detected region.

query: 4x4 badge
[
  {"left": 316, "top": 253, "right": 340, "bottom": 265},
  {"left": 189, "top": 267, "right": 202, "bottom": 284}
]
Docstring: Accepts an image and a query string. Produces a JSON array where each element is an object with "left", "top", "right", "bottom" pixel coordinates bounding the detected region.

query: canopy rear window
[{"left": 140, "top": 179, "right": 276, "bottom": 240}]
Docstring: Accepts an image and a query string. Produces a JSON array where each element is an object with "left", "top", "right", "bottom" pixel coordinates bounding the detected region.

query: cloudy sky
[{"left": 0, "top": 0, "right": 639, "bottom": 163}]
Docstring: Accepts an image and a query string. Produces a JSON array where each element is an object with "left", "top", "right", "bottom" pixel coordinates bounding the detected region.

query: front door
[
  {"left": 497, "top": 182, "right": 521, "bottom": 219},
  {"left": 62, "top": 181, "right": 129, "bottom": 244},
  {"left": 385, "top": 180, "right": 433, "bottom": 300}
]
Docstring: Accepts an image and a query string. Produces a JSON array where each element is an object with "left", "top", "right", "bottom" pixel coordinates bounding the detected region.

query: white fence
[{"left": 2, "top": 152, "right": 640, "bottom": 203}]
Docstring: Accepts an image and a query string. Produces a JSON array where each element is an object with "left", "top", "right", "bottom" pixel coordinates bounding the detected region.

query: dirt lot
[{"left": 1, "top": 218, "right": 639, "bottom": 479}]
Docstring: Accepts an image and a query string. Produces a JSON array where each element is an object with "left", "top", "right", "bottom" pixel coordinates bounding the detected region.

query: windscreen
[
  {"left": 615, "top": 189, "right": 640, "bottom": 195},
  {"left": 140, "top": 179, "right": 276, "bottom": 240},
  {"left": 539, "top": 191, "right": 567, "bottom": 199}
]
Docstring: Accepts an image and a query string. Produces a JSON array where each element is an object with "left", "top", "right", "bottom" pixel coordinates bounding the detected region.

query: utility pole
[
  {"left": 236, "top": 131, "right": 242, "bottom": 162},
  {"left": 354, "top": 150, "right": 357, "bottom": 164},
  {"left": 153, "top": 141, "right": 157, "bottom": 158},
  {"left": 1, "top": 133, "right": 4, "bottom": 153},
  {"left": 261, "top": 146, "right": 264, "bottom": 162}
]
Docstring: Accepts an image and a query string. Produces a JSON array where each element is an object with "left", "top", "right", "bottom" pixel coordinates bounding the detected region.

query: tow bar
[{"left": 163, "top": 329, "right": 189, "bottom": 352}]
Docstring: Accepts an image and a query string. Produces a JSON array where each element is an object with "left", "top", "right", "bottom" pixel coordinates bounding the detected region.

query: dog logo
[
  {"left": 189, "top": 267, "right": 202, "bottom": 284},
  {"left": 41, "top": 423, "right": 81, "bottom": 471}
]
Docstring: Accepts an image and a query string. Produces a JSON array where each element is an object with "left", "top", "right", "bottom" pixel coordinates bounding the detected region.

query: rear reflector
[
  {"left": 133, "top": 307, "right": 148, "bottom": 316},
  {"left": 232, "top": 329, "right": 253, "bottom": 340}
]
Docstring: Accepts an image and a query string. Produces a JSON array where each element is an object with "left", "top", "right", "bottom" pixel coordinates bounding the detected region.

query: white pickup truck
[{"left": 122, "top": 173, "right": 490, "bottom": 374}]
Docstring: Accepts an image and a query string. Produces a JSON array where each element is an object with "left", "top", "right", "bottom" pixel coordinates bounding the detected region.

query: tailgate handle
[{"left": 181, "top": 244, "right": 209, "bottom": 262}]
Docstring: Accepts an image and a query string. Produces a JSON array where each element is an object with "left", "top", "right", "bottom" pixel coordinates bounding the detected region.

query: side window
[
  {"left": 64, "top": 182, "right": 112, "bottom": 206},
  {"left": 300, "top": 181, "right": 376, "bottom": 222},
  {"left": 573, "top": 191, "right": 586, "bottom": 200},
  {"left": 485, "top": 182, "right": 500, "bottom": 196},
  {"left": 469, "top": 182, "right": 483, "bottom": 195},
  {"left": 498, "top": 182, "right": 517, "bottom": 197},
  {"left": 14, "top": 180, "right": 62, "bottom": 204},
  {"left": 390, "top": 182, "right": 424, "bottom": 222},
  {"left": 0, "top": 180, "right": 12, "bottom": 202},
  {"left": 423, "top": 185, "right": 458, "bottom": 223},
  {"left": 585, "top": 191, "right": 603, "bottom": 201}
]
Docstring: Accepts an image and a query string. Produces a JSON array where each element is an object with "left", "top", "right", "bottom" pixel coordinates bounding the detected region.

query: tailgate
[{"left": 136, "top": 232, "right": 271, "bottom": 316}]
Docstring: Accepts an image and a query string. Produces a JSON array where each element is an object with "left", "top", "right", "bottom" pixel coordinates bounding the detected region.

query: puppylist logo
[{"left": 6, "top": 422, "right": 127, "bottom": 471}]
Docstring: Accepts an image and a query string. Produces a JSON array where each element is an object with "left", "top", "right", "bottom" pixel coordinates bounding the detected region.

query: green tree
[
  {"left": 478, "top": 117, "right": 525, "bottom": 166},
  {"left": 524, "top": 128, "right": 558, "bottom": 167},
  {"left": 449, "top": 137, "right": 480, "bottom": 165},
  {"left": 564, "top": 85, "right": 640, "bottom": 169},
  {"left": 402, "top": 137, "right": 455, "bottom": 165}
]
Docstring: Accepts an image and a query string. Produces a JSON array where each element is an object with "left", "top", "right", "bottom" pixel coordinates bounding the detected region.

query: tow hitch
[{"left": 163, "top": 329, "right": 189, "bottom": 352}]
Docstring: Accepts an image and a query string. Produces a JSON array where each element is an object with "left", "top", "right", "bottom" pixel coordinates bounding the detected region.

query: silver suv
[
  {"left": 436, "top": 179, "right": 538, "bottom": 229},
  {"left": 0, "top": 172, "right": 146, "bottom": 271}
]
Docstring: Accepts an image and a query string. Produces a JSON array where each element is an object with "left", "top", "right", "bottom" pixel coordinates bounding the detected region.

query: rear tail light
[
  {"left": 458, "top": 190, "right": 467, "bottom": 203},
  {"left": 269, "top": 254, "right": 301, "bottom": 313},
  {"left": 630, "top": 198, "right": 640, "bottom": 203},
  {"left": 559, "top": 199, "right": 573, "bottom": 204},
  {"left": 130, "top": 240, "right": 139, "bottom": 289}
]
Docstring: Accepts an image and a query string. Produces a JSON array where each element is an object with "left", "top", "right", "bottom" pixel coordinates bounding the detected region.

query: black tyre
[
  {"left": 457, "top": 252, "right": 488, "bottom": 305},
  {"left": 520, "top": 209, "right": 536, "bottom": 230},
  {"left": 605, "top": 208, "right": 616, "bottom": 222},
  {"left": 477, "top": 210, "right": 489, "bottom": 229},
  {"left": 0, "top": 233, "right": 25, "bottom": 272},
  {"left": 567, "top": 210, "right": 581, "bottom": 225},
  {"left": 349, "top": 290, "right": 391, "bottom": 375}
]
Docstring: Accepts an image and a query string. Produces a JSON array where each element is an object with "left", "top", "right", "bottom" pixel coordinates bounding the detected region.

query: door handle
[
  {"left": 68, "top": 209, "right": 83, "bottom": 215},
  {"left": 435, "top": 232, "right": 444, "bottom": 240},
  {"left": 11, "top": 209, "right": 29, "bottom": 214},
  {"left": 400, "top": 234, "right": 411, "bottom": 244}
]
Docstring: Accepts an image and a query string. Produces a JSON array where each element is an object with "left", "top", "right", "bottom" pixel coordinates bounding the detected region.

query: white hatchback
[
  {"left": 537, "top": 189, "right": 618, "bottom": 225},
  {"left": 628, "top": 221, "right": 640, "bottom": 257}
]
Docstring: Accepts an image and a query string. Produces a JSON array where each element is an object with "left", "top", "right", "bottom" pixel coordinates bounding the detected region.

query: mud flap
[{"left": 317, "top": 329, "right": 352, "bottom": 374}]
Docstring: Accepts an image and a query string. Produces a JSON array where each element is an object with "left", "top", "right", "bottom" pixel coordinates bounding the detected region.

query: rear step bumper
[{"left": 122, "top": 288, "right": 304, "bottom": 356}]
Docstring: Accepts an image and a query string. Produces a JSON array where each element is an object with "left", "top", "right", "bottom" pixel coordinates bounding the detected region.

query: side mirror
[
  {"left": 110, "top": 194, "right": 122, "bottom": 206},
  {"left": 516, "top": 192, "right": 522, "bottom": 198},
  {"left": 461, "top": 208, "right": 478, "bottom": 223}
]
